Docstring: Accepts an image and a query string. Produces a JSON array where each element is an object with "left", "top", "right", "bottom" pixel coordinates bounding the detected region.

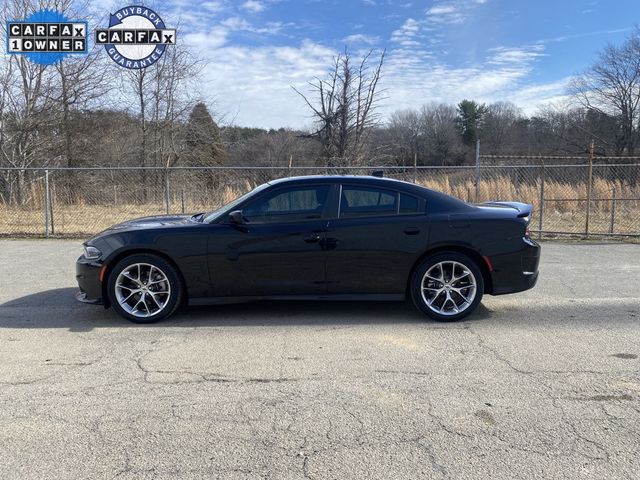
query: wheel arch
[
  {"left": 407, "top": 245, "right": 493, "bottom": 295},
  {"left": 101, "top": 248, "right": 188, "bottom": 309}
]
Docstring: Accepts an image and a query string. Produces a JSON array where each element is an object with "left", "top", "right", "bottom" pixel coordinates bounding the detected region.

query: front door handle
[{"left": 404, "top": 227, "right": 420, "bottom": 235}]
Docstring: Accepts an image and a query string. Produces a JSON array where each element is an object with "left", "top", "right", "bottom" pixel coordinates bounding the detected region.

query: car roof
[{"left": 268, "top": 175, "right": 418, "bottom": 190}]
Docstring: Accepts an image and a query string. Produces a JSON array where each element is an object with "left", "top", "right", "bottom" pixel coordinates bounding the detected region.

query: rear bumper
[
  {"left": 76, "top": 256, "right": 103, "bottom": 304},
  {"left": 489, "top": 237, "right": 541, "bottom": 295}
]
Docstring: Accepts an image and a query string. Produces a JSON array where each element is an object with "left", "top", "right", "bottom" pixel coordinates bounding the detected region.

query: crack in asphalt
[{"left": 465, "top": 324, "right": 616, "bottom": 464}]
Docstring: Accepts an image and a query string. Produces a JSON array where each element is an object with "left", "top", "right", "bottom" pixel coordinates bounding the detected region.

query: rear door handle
[
  {"left": 404, "top": 227, "right": 420, "bottom": 235},
  {"left": 304, "top": 232, "right": 323, "bottom": 243}
]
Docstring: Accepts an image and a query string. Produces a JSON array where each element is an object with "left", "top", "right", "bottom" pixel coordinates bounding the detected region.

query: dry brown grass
[
  {"left": 417, "top": 176, "right": 640, "bottom": 213},
  {"left": 1, "top": 175, "right": 638, "bottom": 236}
]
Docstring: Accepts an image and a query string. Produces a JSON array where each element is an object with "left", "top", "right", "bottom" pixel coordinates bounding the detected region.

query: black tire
[
  {"left": 410, "top": 252, "right": 484, "bottom": 322},
  {"left": 107, "top": 253, "right": 183, "bottom": 323}
]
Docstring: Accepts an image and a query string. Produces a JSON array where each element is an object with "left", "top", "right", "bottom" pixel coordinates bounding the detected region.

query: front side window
[
  {"left": 243, "top": 185, "right": 330, "bottom": 223},
  {"left": 340, "top": 186, "right": 397, "bottom": 218}
]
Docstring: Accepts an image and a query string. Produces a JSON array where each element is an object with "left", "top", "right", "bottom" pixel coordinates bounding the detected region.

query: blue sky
[{"left": 95, "top": 0, "right": 638, "bottom": 127}]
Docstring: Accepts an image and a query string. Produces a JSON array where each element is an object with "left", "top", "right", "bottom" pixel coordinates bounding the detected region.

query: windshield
[{"left": 202, "top": 182, "right": 271, "bottom": 223}]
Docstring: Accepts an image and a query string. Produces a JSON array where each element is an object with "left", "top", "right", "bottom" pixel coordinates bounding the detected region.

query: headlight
[{"left": 83, "top": 245, "right": 102, "bottom": 260}]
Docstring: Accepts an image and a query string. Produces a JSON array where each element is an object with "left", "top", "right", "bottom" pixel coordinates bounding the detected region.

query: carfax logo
[
  {"left": 95, "top": 6, "right": 176, "bottom": 69},
  {"left": 6, "top": 9, "right": 87, "bottom": 65}
]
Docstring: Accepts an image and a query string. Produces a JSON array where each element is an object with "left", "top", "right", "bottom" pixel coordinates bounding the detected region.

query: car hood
[
  {"left": 86, "top": 214, "right": 196, "bottom": 243},
  {"left": 108, "top": 214, "right": 195, "bottom": 230}
]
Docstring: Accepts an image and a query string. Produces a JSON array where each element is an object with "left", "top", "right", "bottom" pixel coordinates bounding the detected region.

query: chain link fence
[{"left": 1, "top": 157, "right": 639, "bottom": 238}]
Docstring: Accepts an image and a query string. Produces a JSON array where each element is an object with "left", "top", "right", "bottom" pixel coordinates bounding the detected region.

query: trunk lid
[{"left": 476, "top": 201, "right": 533, "bottom": 223}]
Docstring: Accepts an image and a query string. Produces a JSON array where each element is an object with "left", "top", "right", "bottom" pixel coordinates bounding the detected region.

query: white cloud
[
  {"left": 537, "top": 27, "right": 631, "bottom": 44},
  {"left": 242, "top": 0, "right": 266, "bottom": 13},
  {"left": 219, "top": 16, "right": 284, "bottom": 34},
  {"left": 221, "top": 16, "right": 252, "bottom": 30},
  {"left": 488, "top": 45, "right": 546, "bottom": 66},
  {"left": 186, "top": 37, "right": 570, "bottom": 128},
  {"left": 183, "top": 37, "right": 336, "bottom": 127},
  {"left": 425, "top": 2, "right": 467, "bottom": 24},
  {"left": 182, "top": 27, "right": 228, "bottom": 49},
  {"left": 427, "top": 5, "right": 457, "bottom": 15},
  {"left": 342, "top": 34, "right": 380, "bottom": 45},
  {"left": 202, "top": 1, "right": 226, "bottom": 13},
  {"left": 378, "top": 40, "right": 553, "bottom": 120},
  {"left": 391, "top": 18, "right": 421, "bottom": 43},
  {"left": 507, "top": 78, "right": 573, "bottom": 114}
]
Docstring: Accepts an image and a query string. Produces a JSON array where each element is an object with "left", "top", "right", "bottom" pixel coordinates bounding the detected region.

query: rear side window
[
  {"left": 400, "top": 193, "right": 421, "bottom": 214},
  {"left": 340, "top": 186, "right": 397, "bottom": 218}
]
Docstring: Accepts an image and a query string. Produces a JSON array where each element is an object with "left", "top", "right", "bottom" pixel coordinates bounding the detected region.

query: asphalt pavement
[{"left": 0, "top": 240, "right": 639, "bottom": 479}]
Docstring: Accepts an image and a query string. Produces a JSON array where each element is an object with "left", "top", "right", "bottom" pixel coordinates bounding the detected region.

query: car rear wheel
[
  {"left": 410, "top": 252, "right": 484, "bottom": 322},
  {"left": 107, "top": 254, "right": 182, "bottom": 323}
]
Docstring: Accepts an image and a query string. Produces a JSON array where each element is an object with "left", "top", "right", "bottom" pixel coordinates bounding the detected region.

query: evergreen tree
[
  {"left": 456, "top": 100, "right": 487, "bottom": 147},
  {"left": 185, "top": 103, "right": 226, "bottom": 165}
]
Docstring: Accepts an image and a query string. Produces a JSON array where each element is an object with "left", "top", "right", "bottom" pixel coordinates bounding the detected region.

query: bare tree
[
  {"left": 387, "top": 109, "right": 421, "bottom": 166},
  {"left": 123, "top": 44, "right": 203, "bottom": 169},
  {"left": 531, "top": 103, "right": 622, "bottom": 156},
  {"left": 0, "top": 1, "right": 61, "bottom": 204},
  {"left": 294, "top": 49, "right": 385, "bottom": 166},
  {"left": 481, "top": 101, "right": 523, "bottom": 154},
  {"left": 570, "top": 28, "right": 640, "bottom": 156},
  {"left": 383, "top": 103, "right": 462, "bottom": 166},
  {"left": 119, "top": 41, "right": 203, "bottom": 201},
  {"left": 225, "top": 129, "right": 319, "bottom": 167},
  {"left": 420, "top": 103, "right": 461, "bottom": 165}
]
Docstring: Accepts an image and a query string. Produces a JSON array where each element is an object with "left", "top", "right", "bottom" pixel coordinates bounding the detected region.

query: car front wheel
[
  {"left": 410, "top": 252, "right": 484, "bottom": 322},
  {"left": 107, "top": 254, "right": 182, "bottom": 323}
]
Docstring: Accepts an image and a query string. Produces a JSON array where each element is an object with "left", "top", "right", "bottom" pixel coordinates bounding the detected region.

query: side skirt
[{"left": 188, "top": 293, "right": 406, "bottom": 306}]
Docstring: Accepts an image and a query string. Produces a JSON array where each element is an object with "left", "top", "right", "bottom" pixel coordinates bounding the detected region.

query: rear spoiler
[{"left": 480, "top": 201, "right": 533, "bottom": 222}]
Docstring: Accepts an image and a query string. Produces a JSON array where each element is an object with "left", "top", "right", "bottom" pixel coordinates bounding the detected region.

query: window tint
[
  {"left": 340, "top": 186, "right": 397, "bottom": 218},
  {"left": 399, "top": 193, "right": 421, "bottom": 214},
  {"left": 243, "top": 186, "right": 330, "bottom": 223}
]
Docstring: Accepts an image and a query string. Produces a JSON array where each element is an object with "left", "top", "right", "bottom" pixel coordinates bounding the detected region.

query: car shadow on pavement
[
  {"left": 0, "top": 287, "right": 495, "bottom": 331},
  {"left": 4, "top": 287, "right": 640, "bottom": 332}
]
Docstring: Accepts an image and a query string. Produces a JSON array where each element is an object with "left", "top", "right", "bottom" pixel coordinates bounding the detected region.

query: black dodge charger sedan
[{"left": 76, "top": 175, "right": 540, "bottom": 323}]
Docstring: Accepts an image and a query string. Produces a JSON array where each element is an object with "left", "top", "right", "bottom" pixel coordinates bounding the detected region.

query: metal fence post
[
  {"left": 413, "top": 153, "right": 417, "bottom": 184},
  {"left": 585, "top": 140, "right": 594, "bottom": 237},
  {"left": 538, "top": 163, "right": 545, "bottom": 239},
  {"left": 49, "top": 179, "right": 55, "bottom": 236},
  {"left": 164, "top": 169, "right": 171, "bottom": 215},
  {"left": 475, "top": 140, "right": 480, "bottom": 202},
  {"left": 44, "top": 169, "right": 50, "bottom": 237},
  {"left": 610, "top": 186, "right": 616, "bottom": 234}
]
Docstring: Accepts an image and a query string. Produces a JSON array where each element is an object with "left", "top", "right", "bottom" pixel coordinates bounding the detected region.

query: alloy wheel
[
  {"left": 115, "top": 263, "right": 171, "bottom": 318},
  {"left": 420, "top": 261, "right": 477, "bottom": 316}
]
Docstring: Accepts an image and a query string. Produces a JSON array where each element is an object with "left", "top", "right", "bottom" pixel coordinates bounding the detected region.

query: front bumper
[
  {"left": 75, "top": 290, "right": 102, "bottom": 304},
  {"left": 489, "top": 237, "right": 541, "bottom": 295},
  {"left": 76, "top": 256, "right": 103, "bottom": 305}
]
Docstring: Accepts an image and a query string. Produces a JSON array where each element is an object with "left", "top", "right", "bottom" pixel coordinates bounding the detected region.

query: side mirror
[{"left": 228, "top": 210, "right": 245, "bottom": 224}]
